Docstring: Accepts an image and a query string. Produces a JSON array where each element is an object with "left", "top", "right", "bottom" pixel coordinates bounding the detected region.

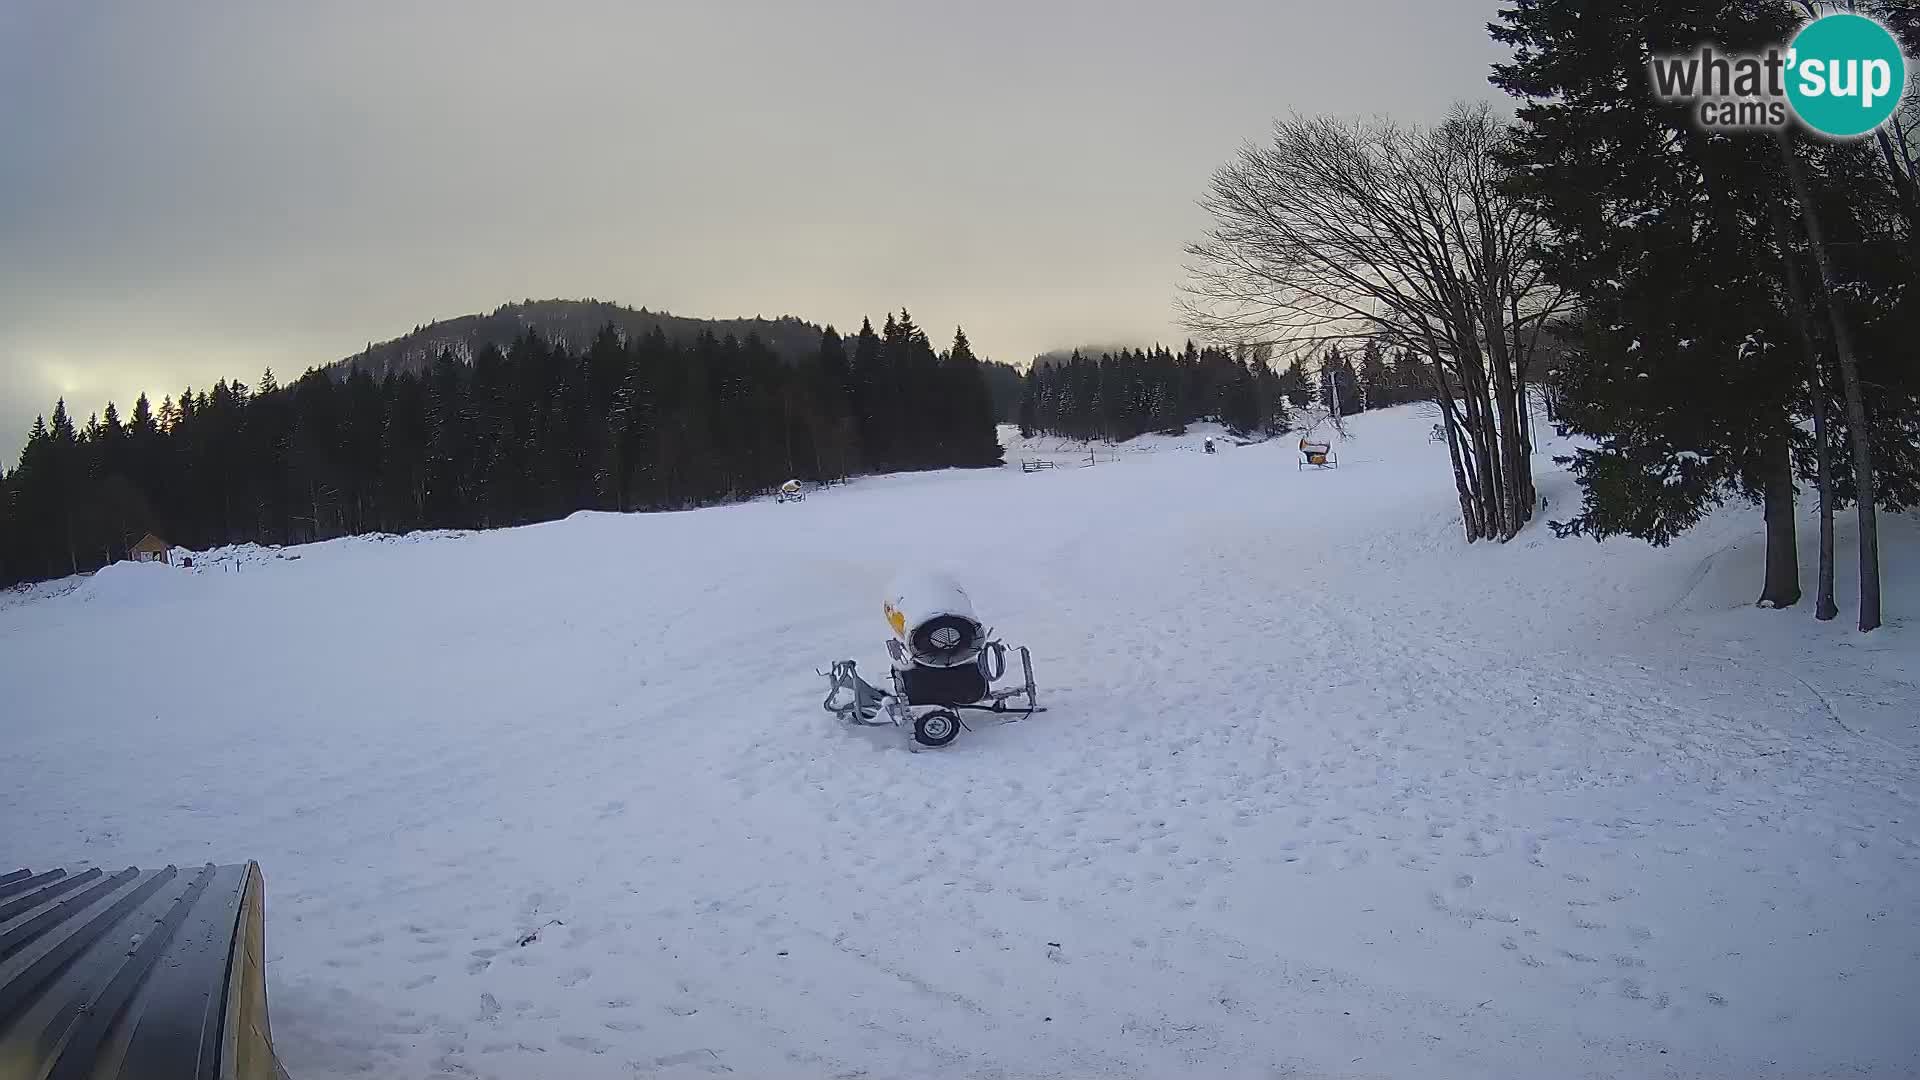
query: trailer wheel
[{"left": 913, "top": 709, "right": 961, "bottom": 747}]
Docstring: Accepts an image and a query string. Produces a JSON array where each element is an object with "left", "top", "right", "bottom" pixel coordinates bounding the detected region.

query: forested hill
[
  {"left": 329, "top": 300, "right": 827, "bottom": 380},
  {"left": 331, "top": 298, "right": 1027, "bottom": 421}
]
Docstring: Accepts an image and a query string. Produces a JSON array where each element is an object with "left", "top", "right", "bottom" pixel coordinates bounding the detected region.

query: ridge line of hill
[{"left": 326, "top": 298, "right": 828, "bottom": 380}]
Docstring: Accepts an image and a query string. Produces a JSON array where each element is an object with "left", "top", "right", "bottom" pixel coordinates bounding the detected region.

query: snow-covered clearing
[{"left": 4, "top": 406, "right": 1916, "bottom": 1079}]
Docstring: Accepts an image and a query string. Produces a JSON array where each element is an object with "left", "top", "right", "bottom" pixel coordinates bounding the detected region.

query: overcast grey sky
[{"left": 0, "top": 0, "right": 1508, "bottom": 454}]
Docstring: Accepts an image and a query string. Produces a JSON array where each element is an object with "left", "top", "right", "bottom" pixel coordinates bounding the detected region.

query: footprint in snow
[
  {"left": 560, "top": 1034, "right": 609, "bottom": 1054},
  {"left": 650, "top": 1049, "right": 729, "bottom": 1071}
]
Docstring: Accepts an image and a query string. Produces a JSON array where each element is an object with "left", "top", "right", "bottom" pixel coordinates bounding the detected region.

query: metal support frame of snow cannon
[{"left": 820, "top": 641, "right": 1041, "bottom": 749}]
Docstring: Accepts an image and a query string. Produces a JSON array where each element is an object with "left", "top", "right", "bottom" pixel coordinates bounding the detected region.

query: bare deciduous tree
[{"left": 1182, "top": 102, "right": 1568, "bottom": 542}]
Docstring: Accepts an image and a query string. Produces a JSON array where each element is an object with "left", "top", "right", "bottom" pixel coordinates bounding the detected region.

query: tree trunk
[
  {"left": 1446, "top": 320, "right": 1496, "bottom": 535},
  {"left": 1500, "top": 373, "right": 1530, "bottom": 534},
  {"left": 1425, "top": 350, "right": 1481, "bottom": 542},
  {"left": 1463, "top": 369, "right": 1505, "bottom": 538},
  {"left": 1780, "top": 136, "right": 1881, "bottom": 632},
  {"left": 1874, "top": 127, "right": 1920, "bottom": 263},
  {"left": 1479, "top": 291, "right": 1532, "bottom": 540},
  {"left": 1511, "top": 353, "right": 1537, "bottom": 515},
  {"left": 1759, "top": 425, "right": 1801, "bottom": 609},
  {"left": 1766, "top": 195, "right": 1840, "bottom": 621}
]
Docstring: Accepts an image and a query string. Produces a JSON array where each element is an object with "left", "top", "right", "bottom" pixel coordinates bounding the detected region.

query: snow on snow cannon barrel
[
  {"left": 884, "top": 570, "right": 985, "bottom": 669},
  {"left": 0, "top": 861, "right": 286, "bottom": 1079},
  {"left": 822, "top": 570, "right": 1043, "bottom": 748}
]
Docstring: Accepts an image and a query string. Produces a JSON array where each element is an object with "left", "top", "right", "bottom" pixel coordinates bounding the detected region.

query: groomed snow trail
[{"left": 3, "top": 407, "right": 1915, "bottom": 1079}]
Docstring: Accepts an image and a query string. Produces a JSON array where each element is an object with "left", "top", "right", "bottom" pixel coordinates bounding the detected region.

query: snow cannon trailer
[
  {"left": 821, "top": 571, "right": 1043, "bottom": 748},
  {"left": 0, "top": 861, "right": 287, "bottom": 1079}
]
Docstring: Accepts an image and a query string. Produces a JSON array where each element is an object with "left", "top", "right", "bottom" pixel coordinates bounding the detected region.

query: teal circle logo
[{"left": 1786, "top": 13, "right": 1907, "bottom": 138}]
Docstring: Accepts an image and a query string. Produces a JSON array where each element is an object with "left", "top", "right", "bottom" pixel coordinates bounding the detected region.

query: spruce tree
[
  {"left": 1016, "top": 365, "right": 1041, "bottom": 439},
  {"left": 1358, "top": 339, "right": 1391, "bottom": 410},
  {"left": 943, "top": 327, "right": 1003, "bottom": 467},
  {"left": 1278, "top": 358, "right": 1313, "bottom": 409},
  {"left": 850, "top": 317, "right": 887, "bottom": 468},
  {"left": 1493, "top": 0, "right": 1809, "bottom": 607}
]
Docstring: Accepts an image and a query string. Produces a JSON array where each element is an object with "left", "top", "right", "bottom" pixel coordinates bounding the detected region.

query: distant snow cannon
[{"left": 823, "top": 570, "right": 1042, "bottom": 748}]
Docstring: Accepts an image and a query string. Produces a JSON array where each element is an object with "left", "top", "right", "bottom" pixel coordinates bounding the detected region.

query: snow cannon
[
  {"left": 883, "top": 571, "right": 985, "bottom": 669},
  {"left": 822, "top": 571, "right": 1043, "bottom": 748}
]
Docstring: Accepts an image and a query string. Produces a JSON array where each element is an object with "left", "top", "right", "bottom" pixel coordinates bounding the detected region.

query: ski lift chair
[{"left": 1299, "top": 439, "right": 1337, "bottom": 470}]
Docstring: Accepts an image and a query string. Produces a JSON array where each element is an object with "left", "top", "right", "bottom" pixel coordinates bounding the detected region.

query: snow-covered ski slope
[{"left": 4, "top": 405, "right": 1916, "bottom": 1079}]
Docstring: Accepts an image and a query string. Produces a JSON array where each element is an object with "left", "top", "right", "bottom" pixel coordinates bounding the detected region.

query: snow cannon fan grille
[{"left": 909, "top": 614, "right": 982, "bottom": 668}]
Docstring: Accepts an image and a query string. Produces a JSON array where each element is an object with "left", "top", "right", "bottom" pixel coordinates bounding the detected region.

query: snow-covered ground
[{"left": 3, "top": 405, "right": 1916, "bottom": 1079}]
